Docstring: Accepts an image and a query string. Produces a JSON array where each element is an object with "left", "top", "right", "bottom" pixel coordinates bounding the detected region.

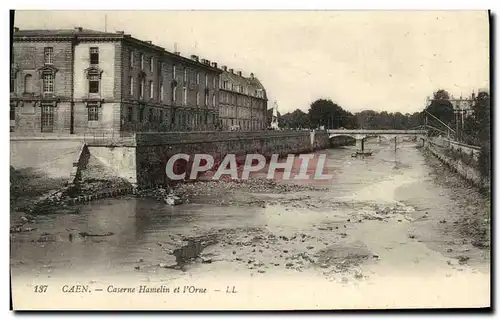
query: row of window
[
  {"left": 130, "top": 52, "right": 218, "bottom": 87},
  {"left": 24, "top": 47, "right": 262, "bottom": 99},
  {"left": 220, "top": 92, "right": 266, "bottom": 108},
  {"left": 221, "top": 81, "right": 247, "bottom": 94},
  {"left": 220, "top": 118, "right": 265, "bottom": 130},
  {"left": 40, "top": 47, "right": 263, "bottom": 98},
  {"left": 42, "top": 46, "right": 100, "bottom": 65},
  {"left": 125, "top": 105, "right": 216, "bottom": 126},
  {"left": 220, "top": 109, "right": 252, "bottom": 119},
  {"left": 128, "top": 76, "right": 217, "bottom": 106},
  {"left": 13, "top": 47, "right": 100, "bottom": 95},
  {"left": 14, "top": 70, "right": 268, "bottom": 111},
  {"left": 12, "top": 72, "right": 92, "bottom": 95},
  {"left": 220, "top": 79, "right": 265, "bottom": 98},
  {"left": 220, "top": 107, "right": 266, "bottom": 120}
]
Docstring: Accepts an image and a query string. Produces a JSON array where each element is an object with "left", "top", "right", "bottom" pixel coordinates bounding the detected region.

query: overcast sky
[{"left": 14, "top": 10, "right": 489, "bottom": 114}]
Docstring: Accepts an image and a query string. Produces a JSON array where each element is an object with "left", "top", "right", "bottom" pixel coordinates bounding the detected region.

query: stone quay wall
[
  {"left": 134, "top": 131, "right": 330, "bottom": 187},
  {"left": 84, "top": 130, "right": 331, "bottom": 187},
  {"left": 426, "top": 137, "right": 489, "bottom": 189}
]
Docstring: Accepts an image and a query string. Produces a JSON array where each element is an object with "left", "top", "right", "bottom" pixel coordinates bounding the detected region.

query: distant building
[
  {"left": 449, "top": 93, "right": 476, "bottom": 118},
  {"left": 218, "top": 66, "right": 267, "bottom": 131},
  {"left": 10, "top": 27, "right": 222, "bottom": 136}
]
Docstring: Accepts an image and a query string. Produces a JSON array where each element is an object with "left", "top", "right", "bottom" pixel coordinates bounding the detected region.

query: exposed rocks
[
  {"left": 316, "top": 241, "right": 372, "bottom": 269},
  {"left": 78, "top": 232, "right": 114, "bottom": 237},
  {"left": 35, "top": 232, "right": 56, "bottom": 243},
  {"left": 201, "top": 258, "right": 213, "bottom": 264},
  {"left": 172, "top": 179, "right": 326, "bottom": 205},
  {"left": 353, "top": 269, "right": 364, "bottom": 279},
  {"left": 472, "top": 240, "right": 489, "bottom": 249},
  {"left": 457, "top": 256, "right": 470, "bottom": 264}
]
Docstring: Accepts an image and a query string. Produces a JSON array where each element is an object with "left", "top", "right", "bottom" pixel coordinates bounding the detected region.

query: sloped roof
[
  {"left": 14, "top": 28, "right": 118, "bottom": 37},
  {"left": 220, "top": 70, "right": 267, "bottom": 99}
]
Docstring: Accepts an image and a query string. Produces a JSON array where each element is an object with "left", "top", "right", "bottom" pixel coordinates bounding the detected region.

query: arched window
[{"left": 24, "top": 74, "right": 33, "bottom": 93}]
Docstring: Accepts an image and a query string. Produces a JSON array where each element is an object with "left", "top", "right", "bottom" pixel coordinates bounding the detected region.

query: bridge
[
  {"left": 327, "top": 129, "right": 428, "bottom": 152},
  {"left": 327, "top": 129, "right": 427, "bottom": 138}
]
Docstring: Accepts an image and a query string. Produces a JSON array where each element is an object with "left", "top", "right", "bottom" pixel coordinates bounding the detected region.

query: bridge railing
[{"left": 327, "top": 129, "right": 427, "bottom": 134}]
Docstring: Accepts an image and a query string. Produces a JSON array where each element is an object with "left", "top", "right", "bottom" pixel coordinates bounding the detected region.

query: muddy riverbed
[{"left": 10, "top": 141, "right": 491, "bottom": 309}]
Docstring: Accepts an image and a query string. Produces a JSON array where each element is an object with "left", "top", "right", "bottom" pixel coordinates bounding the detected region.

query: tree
[
  {"left": 354, "top": 110, "right": 419, "bottom": 130},
  {"left": 475, "top": 91, "right": 491, "bottom": 144},
  {"left": 355, "top": 110, "right": 377, "bottom": 129},
  {"left": 425, "top": 88, "right": 455, "bottom": 132},
  {"left": 474, "top": 91, "right": 491, "bottom": 179},
  {"left": 280, "top": 109, "right": 310, "bottom": 129},
  {"left": 308, "top": 99, "right": 353, "bottom": 129},
  {"left": 433, "top": 89, "right": 450, "bottom": 101}
]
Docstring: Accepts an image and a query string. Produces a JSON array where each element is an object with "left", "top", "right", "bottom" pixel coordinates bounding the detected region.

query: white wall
[{"left": 73, "top": 42, "right": 116, "bottom": 99}]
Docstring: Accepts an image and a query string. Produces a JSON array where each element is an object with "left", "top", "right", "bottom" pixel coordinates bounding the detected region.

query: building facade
[
  {"left": 10, "top": 27, "right": 222, "bottom": 136},
  {"left": 218, "top": 66, "right": 267, "bottom": 131}
]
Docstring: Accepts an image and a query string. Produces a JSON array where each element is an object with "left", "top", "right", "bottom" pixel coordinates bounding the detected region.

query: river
[{"left": 10, "top": 139, "right": 491, "bottom": 309}]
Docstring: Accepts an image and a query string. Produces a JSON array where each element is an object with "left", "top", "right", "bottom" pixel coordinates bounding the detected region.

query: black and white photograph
[{"left": 8, "top": 9, "right": 491, "bottom": 310}]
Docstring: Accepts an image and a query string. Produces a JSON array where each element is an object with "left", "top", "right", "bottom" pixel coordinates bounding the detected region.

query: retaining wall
[
  {"left": 134, "top": 131, "right": 330, "bottom": 187},
  {"left": 82, "top": 130, "right": 330, "bottom": 187},
  {"left": 426, "top": 137, "right": 489, "bottom": 189}
]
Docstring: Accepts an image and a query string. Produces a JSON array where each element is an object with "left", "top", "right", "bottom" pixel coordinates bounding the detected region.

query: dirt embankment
[
  {"left": 423, "top": 149, "right": 491, "bottom": 250},
  {"left": 10, "top": 157, "right": 133, "bottom": 232}
]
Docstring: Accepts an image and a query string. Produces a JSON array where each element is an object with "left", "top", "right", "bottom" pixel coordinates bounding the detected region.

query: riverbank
[
  {"left": 421, "top": 148, "right": 490, "bottom": 250},
  {"left": 426, "top": 138, "right": 490, "bottom": 191}
]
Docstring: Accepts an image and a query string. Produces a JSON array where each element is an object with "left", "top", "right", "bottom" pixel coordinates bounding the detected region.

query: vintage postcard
[{"left": 9, "top": 10, "right": 491, "bottom": 310}]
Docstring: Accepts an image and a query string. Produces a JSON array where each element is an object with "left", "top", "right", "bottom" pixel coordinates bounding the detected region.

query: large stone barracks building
[{"left": 10, "top": 27, "right": 268, "bottom": 136}]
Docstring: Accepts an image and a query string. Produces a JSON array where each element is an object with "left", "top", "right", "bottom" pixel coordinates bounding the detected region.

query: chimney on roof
[
  {"left": 229, "top": 68, "right": 234, "bottom": 74},
  {"left": 145, "top": 41, "right": 152, "bottom": 44},
  {"left": 221, "top": 65, "right": 227, "bottom": 71},
  {"left": 74, "top": 27, "right": 83, "bottom": 32},
  {"left": 191, "top": 55, "right": 199, "bottom": 62},
  {"left": 116, "top": 31, "right": 124, "bottom": 34},
  {"left": 201, "top": 58, "right": 208, "bottom": 64},
  {"left": 174, "top": 51, "right": 181, "bottom": 55},
  {"left": 211, "top": 62, "right": 218, "bottom": 68},
  {"left": 237, "top": 71, "right": 242, "bottom": 77},
  {"left": 250, "top": 73, "right": 254, "bottom": 79},
  {"left": 14, "top": 27, "right": 19, "bottom": 32}
]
